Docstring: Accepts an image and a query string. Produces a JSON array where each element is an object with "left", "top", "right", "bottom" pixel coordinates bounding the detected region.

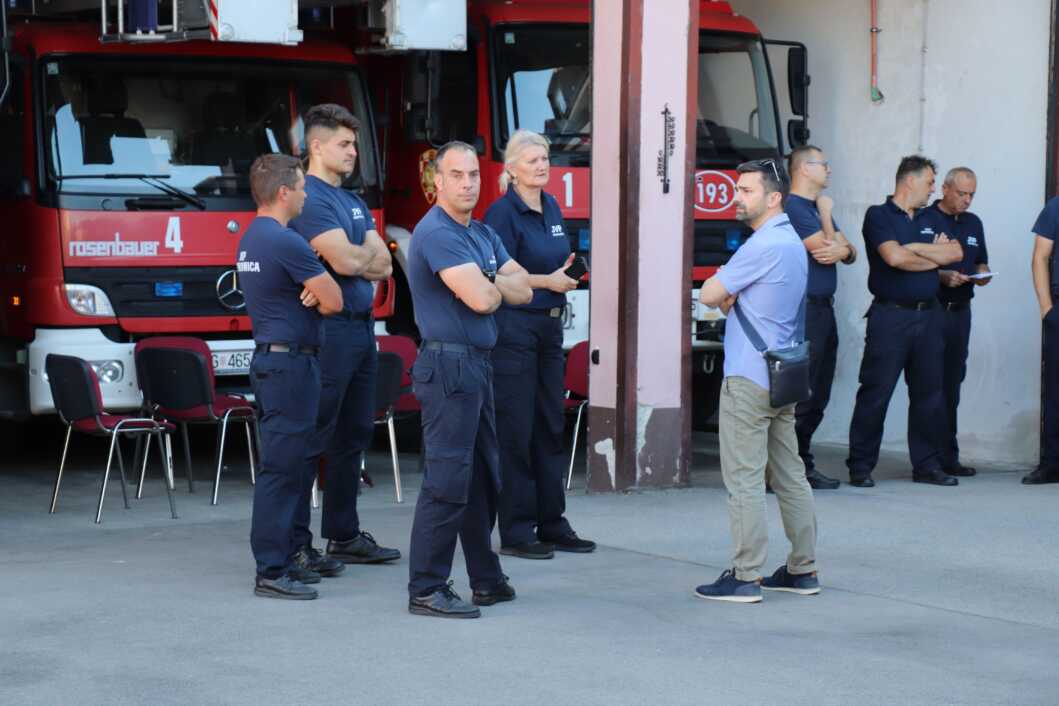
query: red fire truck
[
  {"left": 367, "top": 0, "right": 809, "bottom": 426},
  {"left": 0, "top": 4, "right": 387, "bottom": 418}
]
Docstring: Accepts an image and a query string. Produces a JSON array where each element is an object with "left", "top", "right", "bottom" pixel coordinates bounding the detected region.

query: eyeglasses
[
  {"left": 739, "top": 158, "right": 785, "bottom": 184},
  {"left": 805, "top": 160, "right": 831, "bottom": 169}
]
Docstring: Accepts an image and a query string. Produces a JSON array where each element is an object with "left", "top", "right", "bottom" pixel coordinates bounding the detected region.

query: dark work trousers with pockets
[
  {"left": 939, "top": 304, "right": 972, "bottom": 469},
  {"left": 795, "top": 298, "right": 839, "bottom": 475},
  {"left": 294, "top": 315, "right": 377, "bottom": 549},
  {"left": 846, "top": 302, "right": 947, "bottom": 479},
  {"left": 1042, "top": 301, "right": 1059, "bottom": 469},
  {"left": 249, "top": 350, "right": 321, "bottom": 579},
  {"left": 407, "top": 347, "right": 505, "bottom": 597},
  {"left": 492, "top": 308, "right": 572, "bottom": 546}
]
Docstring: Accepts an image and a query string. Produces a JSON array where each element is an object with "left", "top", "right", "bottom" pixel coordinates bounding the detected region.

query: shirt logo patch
[
  {"left": 920, "top": 227, "right": 935, "bottom": 237},
  {"left": 351, "top": 207, "right": 365, "bottom": 220},
  {"left": 967, "top": 236, "right": 978, "bottom": 247},
  {"left": 550, "top": 224, "right": 565, "bottom": 238}
]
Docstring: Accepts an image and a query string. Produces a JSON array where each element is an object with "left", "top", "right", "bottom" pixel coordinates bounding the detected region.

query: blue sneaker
[
  {"left": 760, "top": 565, "right": 820, "bottom": 595},
  {"left": 694, "top": 569, "right": 762, "bottom": 603}
]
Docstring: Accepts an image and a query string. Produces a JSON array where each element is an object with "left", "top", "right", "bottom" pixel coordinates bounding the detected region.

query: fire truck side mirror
[
  {"left": 787, "top": 45, "right": 809, "bottom": 117},
  {"left": 787, "top": 119, "right": 810, "bottom": 148}
]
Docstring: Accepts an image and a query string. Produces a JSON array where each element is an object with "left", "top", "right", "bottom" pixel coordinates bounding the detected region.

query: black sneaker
[
  {"left": 500, "top": 541, "right": 554, "bottom": 559},
  {"left": 291, "top": 545, "right": 346, "bottom": 578},
  {"left": 326, "top": 532, "right": 402, "bottom": 564},
  {"left": 848, "top": 474, "right": 875, "bottom": 488},
  {"left": 760, "top": 565, "right": 821, "bottom": 595},
  {"left": 409, "top": 582, "right": 480, "bottom": 619},
  {"left": 806, "top": 469, "right": 841, "bottom": 489},
  {"left": 693, "top": 569, "right": 762, "bottom": 604},
  {"left": 254, "top": 574, "right": 318, "bottom": 600},
  {"left": 543, "top": 532, "right": 596, "bottom": 553},
  {"left": 1022, "top": 466, "right": 1059, "bottom": 484},
  {"left": 472, "top": 576, "right": 517, "bottom": 606}
]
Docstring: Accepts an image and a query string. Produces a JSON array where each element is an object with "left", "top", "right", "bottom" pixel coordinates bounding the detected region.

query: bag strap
[{"left": 732, "top": 294, "right": 806, "bottom": 354}]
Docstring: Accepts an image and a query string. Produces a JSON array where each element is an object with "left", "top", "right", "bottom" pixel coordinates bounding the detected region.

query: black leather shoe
[
  {"left": 1022, "top": 467, "right": 1059, "bottom": 484},
  {"left": 913, "top": 468, "right": 958, "bottom": 486},
  {"left": 472, "top": 576, "right": 517, "bottom": 606},
  {"left": 849, "top": 475, "right": 875, "bottom": 488},
  {"left": 543, "top": 532, "right": 596, "bottom": 553},
  {"left": 500, "top": 541, "right": 554, "bottom": 559},
  {"left": 806, "top": 469, "right": 841, "bottom": 489},
  {"left": 254, "top": 575, "right": 318, "bottom": 600},
  {"left": 326, "top": 532, "right": 401, "bottom": 564},
  {"left": 409, "top": 583, "right": 480, "bottom": 619},
  {"left": 291, "top": 545, "right": 345, "bottom": 578},
  {"left": 287, "top": 565, "right": 321, "bottom": 585},
  {"left": 945, "top": 464, "right": 977, "bottom": 477}
]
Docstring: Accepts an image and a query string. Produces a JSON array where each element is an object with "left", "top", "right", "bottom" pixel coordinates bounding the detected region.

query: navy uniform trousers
[
  {"left": 407, "top": 347, "right": 504, "bottom": 597},
  {"left": 939, "top": 303, "right": 972, "bottom": 469},
  {"left": 491, "top": 308, "right": 572, "bottom": 546},
  {"left": 293, "top": 315, "right": 377, "bottom": 548},
  {"left": 846, "top": 302, "right": 948, "bottom": 478},
  {"left": 249, "top": 350, "right": 321, "bottom": 579},
  {"left": 1042, "top": 301, "right": 1059, "bottom": 469},
  {"left": 794, "top": 298, "right": 839, "bottom": 474}
]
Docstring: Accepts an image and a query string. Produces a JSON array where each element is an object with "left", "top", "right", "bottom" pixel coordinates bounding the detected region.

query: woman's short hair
[{"left": 499, "top": 129, "right": 550, "bottom": 192}]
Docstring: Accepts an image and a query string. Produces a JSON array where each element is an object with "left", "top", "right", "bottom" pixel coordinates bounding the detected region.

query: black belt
[
  {"left": 329, "top": 308, "right": 372, "bottom": 322},
  {"left": 421, "top": 341, "right": 492, "bottom": 357},
  {"left": 255, "top": 343, "right": 319, "bottom": 356},
  {"left": 874, "top": 298, "right": 936, "bottom": 311},
  {"left": 807, "top": 295, "right": 834, "bottom": 306},
  {"left": 510, "top": 306, "right": 563, "bottom": 318},
  {"left": 941, "top": 301, "right": 970, "bottom": 312}
]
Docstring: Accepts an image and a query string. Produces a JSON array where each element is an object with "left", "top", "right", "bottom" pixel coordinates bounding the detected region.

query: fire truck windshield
[
  {"left": 41, "top": 56, "right": 378, "bottom": 203},
  {"left": 493, "top": 26, "right": 780, "bottom": 167}
]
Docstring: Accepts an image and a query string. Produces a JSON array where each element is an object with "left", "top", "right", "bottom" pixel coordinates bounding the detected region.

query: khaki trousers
[{"left": 719, "top": 376, "right": 817, "bottom": 582}]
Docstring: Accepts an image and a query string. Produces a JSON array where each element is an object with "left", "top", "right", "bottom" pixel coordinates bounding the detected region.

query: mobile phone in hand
[{"left": 564, "top": 256, "right": 589, "bottom": 280}]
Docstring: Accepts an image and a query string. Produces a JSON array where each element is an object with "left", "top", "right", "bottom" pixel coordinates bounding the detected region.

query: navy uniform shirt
[
  {"left": 862, "top": 197, "right": 940, "bottom": 302},
  {"left": 483, "top": 188, "right": 570, "bottom": 311},
  {"left": 1032, "top": 195, "right": 1059, "bottom": 288},
  {"left": 920, "top": 200, "right": 988, "bottom": 303},
  {"left": 408, "top": 206, "right": 512, "bottom": 350},
  {"left": 238, "top": 216, "right": 327, "bottom": 346},
  {"left": 785, "top": 194, "right": 839, "bottom": 298},
  {"left": 289, "top": 175, "right": 376, "bottom": 315}
]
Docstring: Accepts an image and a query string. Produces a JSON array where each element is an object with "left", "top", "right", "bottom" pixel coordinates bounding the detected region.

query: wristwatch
[{"left": 483, "top": 270, "right": 497, "bottom": 283}]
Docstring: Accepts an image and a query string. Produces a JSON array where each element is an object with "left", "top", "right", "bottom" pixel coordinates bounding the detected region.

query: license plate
[{"left": 212, "top": 350, "right": 254, "bottom": 375}]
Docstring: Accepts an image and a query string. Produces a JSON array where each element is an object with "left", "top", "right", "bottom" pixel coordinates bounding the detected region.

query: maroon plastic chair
[
  {"left": 45, "top": 353, "right": 177, "bottom": 524},
  {"left": 564, "top": 340, "right": 590, "bottom": 490},
  {"left": 377, "top": 335, "right": 420, "bottom": 416},
  {"left": 134, "top": 336, "right": 257, "bottom": 505}
]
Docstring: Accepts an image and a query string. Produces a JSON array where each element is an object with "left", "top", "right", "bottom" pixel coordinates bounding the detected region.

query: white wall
[{"left": 729, "top": 0, "right": 1052, "bottom": 468}]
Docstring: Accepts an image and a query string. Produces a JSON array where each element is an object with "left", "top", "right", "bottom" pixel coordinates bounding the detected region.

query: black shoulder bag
[{"left": 731, "top": 296, "right": 811, "bottom": 408}]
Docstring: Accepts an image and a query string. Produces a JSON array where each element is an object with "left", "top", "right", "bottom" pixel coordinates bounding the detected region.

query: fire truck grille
[{"left": 64, "top": 267, "right": 242, "bottom": 318}]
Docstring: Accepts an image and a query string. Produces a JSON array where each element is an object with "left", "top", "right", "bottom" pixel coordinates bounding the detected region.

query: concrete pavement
[{"left": 0, "top": 427, "right": 1056, "bottom": 706}]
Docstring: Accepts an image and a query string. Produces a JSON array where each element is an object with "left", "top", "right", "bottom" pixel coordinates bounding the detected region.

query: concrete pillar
[{"left": 586, "top": 0, "right": 699, "bottom": 491}]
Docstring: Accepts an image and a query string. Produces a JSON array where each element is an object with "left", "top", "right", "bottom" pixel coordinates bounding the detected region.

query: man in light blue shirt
[{"left": 694, "top": 159, "right": 819, "bottom": 604}]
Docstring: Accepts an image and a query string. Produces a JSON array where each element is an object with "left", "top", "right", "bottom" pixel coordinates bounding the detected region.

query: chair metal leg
[
  {"left": 96, "top": 432, "right": 121, "bottom": 524},
  {"left": 311, "top": 476, "right": 319, "bottom": 509},
  {"left": 387, "top": 412, "right": 402, "bottom": 503},
  {"left": 159, "top": 432, "right": 178, "bottom": 519},
  {"left": 131, "top": 434, "right": 145, "bottom": 489},
  {"left": 115, "top": 436, "right": 130, "bottom": 509},
  {"left": 567, "top": 402, "right": 587, "bottom": 491},
  {"left": 137, "top": 432, "right": 151, "bottom": 500},
  {"left": 244, "top": 420, "right": 256, "bottom": 485},
  {"left": 181, "top": 423, "right": 194, "bottom": 493},
  {"left": 49, "top": 425, "right": 73, "bottom": 514},
  {"left": 211, "top": 413, "right": 232, "bottom": 506}
]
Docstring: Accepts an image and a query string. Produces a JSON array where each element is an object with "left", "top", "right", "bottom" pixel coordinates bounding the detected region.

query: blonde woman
[{"left": 484, "top": 129, "right": 595, "bottom": 559}]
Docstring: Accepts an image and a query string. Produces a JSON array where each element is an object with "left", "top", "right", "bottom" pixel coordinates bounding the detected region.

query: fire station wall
[{"left": 729, "top": 0, "right": 1051, "bottom": 467}]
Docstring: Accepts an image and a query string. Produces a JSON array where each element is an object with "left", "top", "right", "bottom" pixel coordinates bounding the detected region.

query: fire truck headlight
[
  {"left": 90, "top": 360, "right": 125, "bottom": 384},
  {"left": 64, "top": 284, "right": 116, "bottom": 317}
]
